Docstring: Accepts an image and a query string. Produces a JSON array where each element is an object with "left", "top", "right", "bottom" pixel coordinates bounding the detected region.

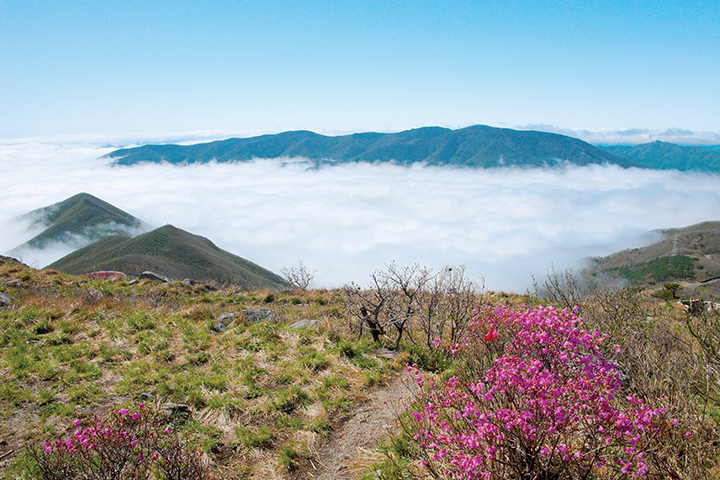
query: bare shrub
[
  {"left": 531, "top": 265, "right": 584, "bottom": 311},
  {"left": 280, "top": 261, "right": 316, "bottom": 291},
  {"left": 415, "top": 266, "right": 482, "bottom": 348},
  {"left": 685, "top": 307, "right": 720, "bottom": 401},
  {"left": 581, "top": 287, "right": 720, "bottom": 476},
  {"left": 343, "top": 263, "right": 482, "bottom": 349}
]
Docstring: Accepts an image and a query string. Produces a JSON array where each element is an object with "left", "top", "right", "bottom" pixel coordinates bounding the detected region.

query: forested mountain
[{"left": 106, "top": 125, "right": 637, "bottom": 168}]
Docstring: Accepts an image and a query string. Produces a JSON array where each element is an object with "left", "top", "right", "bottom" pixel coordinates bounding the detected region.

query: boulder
[
  {"left": 210, "top": 322, "right": 228, "bottom": 333},
  {"left": 218, "top": 313, "right": 237, "bottom": 326},
  {"left": 289, "top": 319, "right": 319, "bottom": 330},
  {"left": 0, "top": 292, "right": 14, "bottom": 306},
  {"left": 242, "top": 308, "right": 275, "bottom": 323},
  {"left": 140, "top": 271, "right": 170, "bottom": 283}
]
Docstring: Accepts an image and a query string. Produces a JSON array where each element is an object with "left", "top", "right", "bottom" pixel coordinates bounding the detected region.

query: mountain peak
[
  {"left": 48, "top": 225, "right": 284, "bottom": 290},
  {"left": 11, "top": 193, "right": 147, "bottom": 252}
]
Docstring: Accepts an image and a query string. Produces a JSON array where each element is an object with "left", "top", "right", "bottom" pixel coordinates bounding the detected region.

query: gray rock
[
  {"left": 242, "top": 308, "right": 275, "bottom": 323},
  {"left": 289, "top": 319, "right": 319, "bottom": 330},
  {"left": 0, "top": 292, "right": 14, "bottom": 305},
  {"left": 218, "top": 313, "right": 237, "bottom": 326},
  {"left": 182, "top": 278, "right": 196, "bottom": 286},
  {"left": 140, "top": 271, "right": 170, "bottom": 283},
  {"left": 210, "top": 322, "right": 228, "bottom": 333},
  {"left": 165, "top": 402, "right": 189, "bottom": 410}
]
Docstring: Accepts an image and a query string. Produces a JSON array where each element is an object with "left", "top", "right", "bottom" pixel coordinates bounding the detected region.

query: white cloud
[
  {"left": 2, "top": 134, "right": 720, "bottom": 292},
  {"left": 517, "top": 124, "right": 720, "bottom": 146}
]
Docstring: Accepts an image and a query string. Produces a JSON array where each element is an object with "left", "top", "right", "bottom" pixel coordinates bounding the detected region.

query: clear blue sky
[{"left": 1, "top": 0, "right": 718, "bottom": 138}]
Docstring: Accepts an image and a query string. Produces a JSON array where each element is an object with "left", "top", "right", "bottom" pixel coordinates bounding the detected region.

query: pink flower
[{"left": 408, "top": 305, "right": 670, "bottom": 480}]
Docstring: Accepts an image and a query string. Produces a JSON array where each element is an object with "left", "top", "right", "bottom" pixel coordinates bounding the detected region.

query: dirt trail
[{"left": 309, "top": 371, "right": 418, "bottom": 480}]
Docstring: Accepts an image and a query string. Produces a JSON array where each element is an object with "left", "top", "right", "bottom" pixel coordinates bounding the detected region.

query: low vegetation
[
  {"left": 362, "top": 269, "right": 720, "bottom": 479},
  {"left": 1, "top": 257, "right": 719, "bottom": 478},
  {"left": 610, "top": 255, "right": 698, "bottom": 284},
  {"left": 0, "top": 257, "right": 393, "bottom": 478}
]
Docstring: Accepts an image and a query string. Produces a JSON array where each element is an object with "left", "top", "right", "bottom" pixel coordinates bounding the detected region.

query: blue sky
[{"left": 1, "top": 0, "right": 719, "bottom": 138}]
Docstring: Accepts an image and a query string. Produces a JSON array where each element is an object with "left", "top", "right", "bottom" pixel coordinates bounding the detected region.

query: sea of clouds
[{"left": 2, "top": 132, "right": 720, "bottom": 292}]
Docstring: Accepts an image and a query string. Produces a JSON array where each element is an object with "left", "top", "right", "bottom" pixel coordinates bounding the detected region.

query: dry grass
[{"left": 0, "top": 258, "right": 396, "bottom": 479}]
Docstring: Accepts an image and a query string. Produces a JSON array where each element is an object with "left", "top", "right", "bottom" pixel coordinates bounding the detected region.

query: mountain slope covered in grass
[
  {"left": 602, "top": 141, "right": 720, "bottom": 172},
  {"left": 48, "top": 224, "right": 285, "bottom": 289},
  {"left": 0, "top": 257, "right": 402, "bottom": 479},
  {"left": 10, "top": 192, "right": 146, "bottom": 251},
  {"left": 2, "top": 257, "right": 718, "bottom": 479},
  {"left": 106, "top": 125, "right": 637, "bottom": 168},
  {"left": 584, "top": 221, "right": 720, "bottom": 294}
]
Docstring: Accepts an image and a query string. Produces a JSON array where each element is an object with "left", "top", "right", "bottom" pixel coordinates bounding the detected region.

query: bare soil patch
[{"left": 308, "top": 370, "right": 418, "bottom": 480}]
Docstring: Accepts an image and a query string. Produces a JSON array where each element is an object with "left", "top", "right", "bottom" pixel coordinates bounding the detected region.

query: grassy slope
[
  {"left": 48, "top": 224, "right": 286, "bottom": 290},
  {"left": 17, "top": 193, "right": 145, "bottom": 249},
  {"left": 0, "top": 258, "right": 399, "bottom": 479},
  {"left": 107, "top": 125, "right": 635, "bottom": 168},
  {"left": 584, "top": 221, "right": 720, "bottom": 292},
  {"left": 2, "top": 258, "right": 718, "bottom": 478}
]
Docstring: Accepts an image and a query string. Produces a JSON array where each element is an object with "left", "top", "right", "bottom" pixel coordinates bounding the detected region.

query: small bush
[
  {"left": 126, "top": 311, "right": 156, "bottom": 331},
  {"left": 335, "top": 339, "right": 357, "bottom": 358},
  {"left": 236, "top": 426, "right": 273, "bottom": 448},
  {"left": 298, "top": 348, "right": 329, "bottom": 372},
  {"left": 408, "top": 305, "right": 688, "bottom": 479},
  {"left": 24, "top": 403, "right": 213, "bottom": 480},
  {"left": 273, "top": 386, "right": 310, "bottom": 413},
  {"left": 277, "top": 446, "right": 299, "bottom": 472}
]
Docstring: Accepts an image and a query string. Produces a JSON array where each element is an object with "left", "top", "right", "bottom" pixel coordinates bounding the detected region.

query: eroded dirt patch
[{"left": 310, "top": 371, "right": 418, "bottom": 480}]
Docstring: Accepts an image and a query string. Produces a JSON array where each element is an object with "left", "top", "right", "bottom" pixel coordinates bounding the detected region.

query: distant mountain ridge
[
  {"left": 601, "top": 141, "right": 720, "bottom": 172},
  {"left": 48, "top": 224, "right": 286, "bottom": 290},
  {"left": 106, "top": 125, "right": 638, "bottom": 169}
]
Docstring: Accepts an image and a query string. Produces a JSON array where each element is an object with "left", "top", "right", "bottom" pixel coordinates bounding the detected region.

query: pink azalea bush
[
  {"left": 27, "top": 404, "right": 209, "bottom": 480},
  {"left": 409, "top": 305, "right": 677, "bottom": 479}
]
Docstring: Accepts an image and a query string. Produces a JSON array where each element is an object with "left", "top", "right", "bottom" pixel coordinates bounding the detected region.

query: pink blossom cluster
[
  {"left": 409, "top": 305, "right": 672, "bottom": 479},
  {"left": 31, "top": 404, "right": 206, "bottom": 480},
  {"left": 45, "top": 406, "right": 146, "bottom": 456}
]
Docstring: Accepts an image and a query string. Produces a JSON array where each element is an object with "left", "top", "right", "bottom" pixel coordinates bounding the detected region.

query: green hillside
[
  {"left": 48, "top": 224, "right": 286, "bottom": 290},
  {"left": 602, "top": 141, "right": 720, "bottom": 172},
  {"left": 106, "top": 125, "right": 636, "bottom": 168},
  {"left": 584, "top": 221, "right": 720, "bottom": 295},
  {"left": 14, "top": 192, "right": 146, "bottom": 250}
]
